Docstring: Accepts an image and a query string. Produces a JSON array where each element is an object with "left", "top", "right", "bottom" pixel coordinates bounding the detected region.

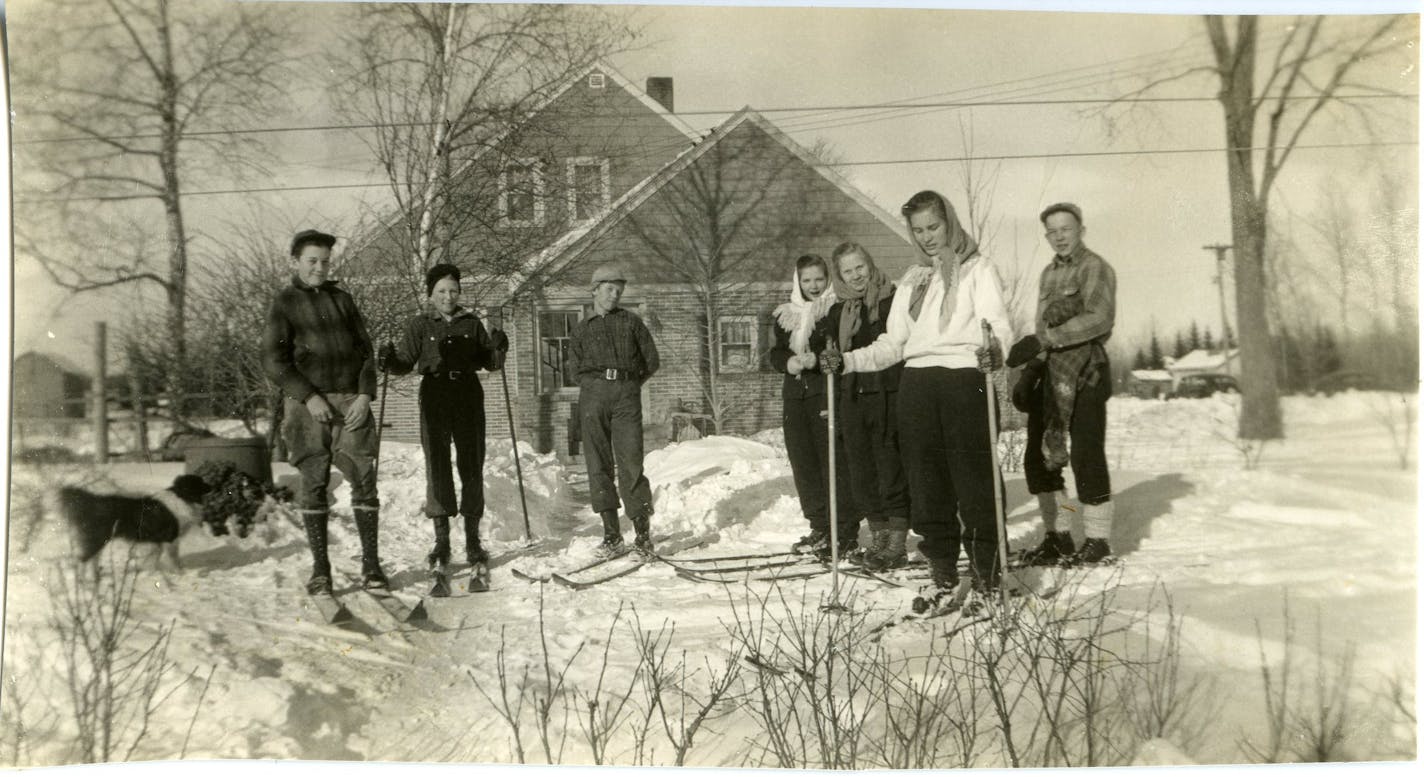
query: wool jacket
[
  {"left": 263, "top": 277, "right": 378, "bottom": 402},
  {"left": 385, "top": 307, "right": 500, "bottom": 377},
  {"left": 818, "top": 295, "right": 902, "bottom": 395}
]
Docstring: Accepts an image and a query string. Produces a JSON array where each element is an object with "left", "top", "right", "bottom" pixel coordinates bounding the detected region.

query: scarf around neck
[
  {"left": 773, "top": 267, "right": 835, "bottom": 356},
  {"left": 831, "top": 258, "right": 895, "bottom": 352},
  {"left": 904, "top": 192, "right": 981, "bottom": 328}
]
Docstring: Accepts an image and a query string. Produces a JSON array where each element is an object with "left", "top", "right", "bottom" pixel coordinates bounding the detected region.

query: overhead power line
[
  {"left": 14, "top": 140, "right": 1414, "bottom": 203},
  {"left": 15, "top": 93, "right": 1414, "bottom": 146}
]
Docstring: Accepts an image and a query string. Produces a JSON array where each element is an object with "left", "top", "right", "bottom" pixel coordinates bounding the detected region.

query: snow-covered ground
[{"left": 2, "top": 392, "right": 1417, "bottom": 771}]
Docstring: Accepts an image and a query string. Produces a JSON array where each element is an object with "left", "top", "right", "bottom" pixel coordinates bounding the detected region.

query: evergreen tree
[
  {"left": 1173, "top": 331, "right": 1190, "bottom": 359},
  {"left": 1203, "top": 328, "right": 1217, "bottom": 351},
  {"left": 1134, "top": 348, "right": 1150, "bottom": 370},
  {"left": 1149, "top": 332, "right": 1165, "bottom": 369},
  {"left": 1189, "top": 320, "right": 1202, "bottom": 351},
  {"left": 1223, "top": 321, "right": 1237, "bottom": 349}
]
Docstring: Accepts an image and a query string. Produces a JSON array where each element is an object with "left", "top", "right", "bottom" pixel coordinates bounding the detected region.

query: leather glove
[
  {"left": 377, "top": 342, "right": 397, "bottom": 372},
  {"left": 1044, "top": 296, "right": 1082, "bottom": 328},
  {"left": 1012, "top": 361, "right": 1044, "bottom": 413},
  {"left": 1006, "top": 335, "right": 1043, "bottom": 369},
  {"left": 490, "top": 328, "right": 509, "bottom": 352}
]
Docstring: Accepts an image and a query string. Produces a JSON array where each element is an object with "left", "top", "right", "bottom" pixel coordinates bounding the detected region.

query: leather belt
[
  {"left": 596, "top": 368, "right": 635, "bottom": 381},
  {"left": 427, "top": 370, "right": 471, "bottom": 381}
]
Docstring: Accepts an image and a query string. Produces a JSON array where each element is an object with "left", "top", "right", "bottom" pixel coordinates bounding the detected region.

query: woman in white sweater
[{"left": 828, "top": 190, "right": 1010, "bottom": 609}]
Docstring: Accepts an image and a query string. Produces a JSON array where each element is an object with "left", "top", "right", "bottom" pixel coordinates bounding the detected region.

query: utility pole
[{"left": 1203, "top": 244, "right": 1232, "bottom": 357}]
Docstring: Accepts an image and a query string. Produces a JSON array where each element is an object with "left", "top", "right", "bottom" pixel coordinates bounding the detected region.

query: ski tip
[{"left": 406, "top": 600, "right": 429, "bottom": 622}]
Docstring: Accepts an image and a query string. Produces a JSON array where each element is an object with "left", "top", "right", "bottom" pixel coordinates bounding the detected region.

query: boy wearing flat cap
[
  {"left": 1006, "top": 203, "right": 1118, "bottom": 567},
  {"left": 569, "top": 262, "right": 660, "bottom": 557},
  {"left": 263, "top": 229, "right": 388, "bottom": 594}
]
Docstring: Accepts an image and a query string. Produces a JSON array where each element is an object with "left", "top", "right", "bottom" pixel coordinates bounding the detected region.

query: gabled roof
[
  {"left": 1169, "top": 348, "right": 1239, "bottom": 372},
  {"left": 508, "top": 107, "right": 909, "bottom": 296},
  {"left": 344, "top": 60, "right": 699, "bottom": 261},
  {"left": 15, "top": 350, "right": 88, "bottom": 377}
]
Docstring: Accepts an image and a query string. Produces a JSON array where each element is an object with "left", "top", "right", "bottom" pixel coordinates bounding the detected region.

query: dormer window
[
  {"left": 566, "top": 157, "right": 610, "bottom": 224},
  {"left": 588, "top": 72, "right": 606, "bottom": 89},
  {"left": 499, "top": 158, "right": 544, "bottom": 226}
]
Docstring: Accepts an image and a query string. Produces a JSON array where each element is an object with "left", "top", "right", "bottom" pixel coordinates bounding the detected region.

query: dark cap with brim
[{"left": 290, "top": 229, "right": 337, "bottom": 256}]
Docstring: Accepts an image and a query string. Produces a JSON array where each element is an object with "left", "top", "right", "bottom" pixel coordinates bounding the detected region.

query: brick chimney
[{"left": 646, "top": 77, "right": 674, "bottom": 113}]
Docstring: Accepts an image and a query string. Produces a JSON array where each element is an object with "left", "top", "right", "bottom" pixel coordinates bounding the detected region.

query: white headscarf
[{"left": 773, "top": 266, "right": 836, "bottom": 356}]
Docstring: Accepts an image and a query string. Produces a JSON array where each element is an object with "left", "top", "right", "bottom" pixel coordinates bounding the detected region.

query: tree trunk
[
  {"left": 158, "top": 0, "right": 188, "bottom": 422},
  {"left": 414, "top": 3, "right": 459, "bottom": 275},
  {"left": 1213, "top": 16, "right": 1283, "bottom": 440}
]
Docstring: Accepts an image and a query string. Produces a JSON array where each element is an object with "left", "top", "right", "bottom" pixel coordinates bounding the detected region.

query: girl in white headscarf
[{"left": 769, "top": 253, "right": 849, "bottom": 555}]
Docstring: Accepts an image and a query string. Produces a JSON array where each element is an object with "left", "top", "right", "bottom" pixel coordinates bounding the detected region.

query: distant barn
[{"left": 12, "top": 351, "right": 90, "bottom": 419}]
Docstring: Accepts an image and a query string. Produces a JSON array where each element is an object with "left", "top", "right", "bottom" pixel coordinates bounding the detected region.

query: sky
[{"left": 4, "top": 0, "right": 1419, "bottom": 367}]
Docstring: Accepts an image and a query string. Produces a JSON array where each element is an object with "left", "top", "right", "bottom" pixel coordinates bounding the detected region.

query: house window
[
  {"left": 718, "top": 316, "right": 758, "bottom": 373},
  {"left": 588, "top": 72, "right": 606, "bottom": 89},
  {"left": 538, "top": 309, "right": 581, "bottom": 393},
  {"left": 499, "top": 158, "right": 544, "bottom": 226},
  {"left": 566, "top": 157, "right": 610, "bottom": 224}
]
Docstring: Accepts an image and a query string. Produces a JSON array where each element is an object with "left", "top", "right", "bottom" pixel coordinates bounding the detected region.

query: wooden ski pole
[
  {"left": 496, "top": 307, "right": 533, "bottom": 542},
  {"left": 374, "top": 368, "right": 389, "bottom": 479},
  {"left": 981, "top": 320, "right": 1010, "bottom": 611},
  {"left": 824, "top": 346, "right": 845, "bottom": 613}
]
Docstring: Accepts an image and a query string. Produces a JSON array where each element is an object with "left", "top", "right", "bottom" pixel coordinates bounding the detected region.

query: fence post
[{"left": 93, "top": 322, "right": 109, "bottom": 464}]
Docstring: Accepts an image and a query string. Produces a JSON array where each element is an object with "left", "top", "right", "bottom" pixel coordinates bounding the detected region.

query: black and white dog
[{"left": 58, "top": 474, "right": 211, "bottom": 571}]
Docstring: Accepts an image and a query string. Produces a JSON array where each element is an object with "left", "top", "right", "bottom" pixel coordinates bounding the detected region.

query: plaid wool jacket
[{"left": 263, "top": 277, "right": 378, "bottom": 402}]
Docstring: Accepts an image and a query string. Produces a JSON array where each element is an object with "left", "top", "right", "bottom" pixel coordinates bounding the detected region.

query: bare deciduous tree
[
  {"left": 333, "top": 2, "right": 641, "bottom": 304},
  {"left": 10, "top": 0, "right": 291, "bottom": 416},
  {"left": 1109, "top": 14, "right": 1412, "bottom": 439},
  {"left": 625, "top": 114, "right": 849, "bottom": 432}
]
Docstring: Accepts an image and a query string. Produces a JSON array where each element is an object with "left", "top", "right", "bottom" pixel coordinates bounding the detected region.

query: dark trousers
[
  {"left": 419, "top": 377, "right": 486, "bottom": 518},
  {"left": 897, "top": 367, "right": 998, "bottom": 585},
  {"left": 841, "top": 390, "right": 909, "bottom": 522},
  {"left": 580, "top": 378, "right": 654, "bottom": 518},
  {"left": 1023, "top": 365, "right": 1112, "bottom": 505},
  {"left": 783, "top": 391, "right": 853, "bottom": 535}
]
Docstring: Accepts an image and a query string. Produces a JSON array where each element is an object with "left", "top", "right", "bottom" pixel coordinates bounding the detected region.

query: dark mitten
[
  {"left": 1007, "top": 335, "right": 1043, "bottom": 368},
  {"left": 1012, "top": 361, "right": 1044, "bottom": 413},
  {"left": 490, "top": 328, "right": 509, "bottom": 352},
  {"left": 1043, "top": 296, "right": 1083, "bottom": 328},
  {"left": 818, "top": 343, "right": 844, "bottom": 375},
  {"left": 377, "top": 342, "right": 397, "bottom": 372}
]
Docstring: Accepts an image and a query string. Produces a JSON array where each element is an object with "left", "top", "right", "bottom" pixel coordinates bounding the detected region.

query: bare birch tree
[
  {"left": 10, "top": 0, "right": 290, "bottom": 416},
  {"left": 333, "top": 1, "right": 641, "bottom": 305}
]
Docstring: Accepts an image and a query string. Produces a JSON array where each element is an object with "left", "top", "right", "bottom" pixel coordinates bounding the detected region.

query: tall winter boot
[
  {"left": 864, "top": 517, "right": 910, "bottom": 572},
  {"left": 301, "top": 509, "right": 333, "bottom": 595},
  {"left": 463, "top": 514, "right": 488, "bottom": 565},
  {"left": 593, "top": 509, "right": 626, "bottom": 559},
  {"left": 630, "top": 513, "right": 654, "bottom": 556},
  {"left": 354, "top": 505, "right": 388, "bottom": 589},
  {"left": 428, "top": 515, "right": 452, "bottom": 570}
]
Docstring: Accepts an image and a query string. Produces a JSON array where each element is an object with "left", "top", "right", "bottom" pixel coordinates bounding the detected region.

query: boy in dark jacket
[
  {"left": 263, "top": 229, "right": 386, "bottom": 594},
  {"left": 379, "top": 263, "right": 508, "bottom": 573}
]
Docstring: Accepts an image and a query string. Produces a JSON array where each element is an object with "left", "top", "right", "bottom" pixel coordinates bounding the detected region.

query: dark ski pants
[
  {"left": 419, "top": 376, "right": 487, "bottom": 519},
  {"left": 1023, "top": 365, "right": 1112, "bottom": 505},
  {"left": 282, "top": 392, "right": 379, "bottom": 511},
  {"left": 783, "top": 391, "right": 853, "bottom": 536},
  {"left": 840, "top": 390, "right": 910, "bottom": 523},
  {"left": 580, "top": 377, "right": 654, "bottom": 519},
  {"left": 897, "top": 367, "right": 998, "bottom": 586}
]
